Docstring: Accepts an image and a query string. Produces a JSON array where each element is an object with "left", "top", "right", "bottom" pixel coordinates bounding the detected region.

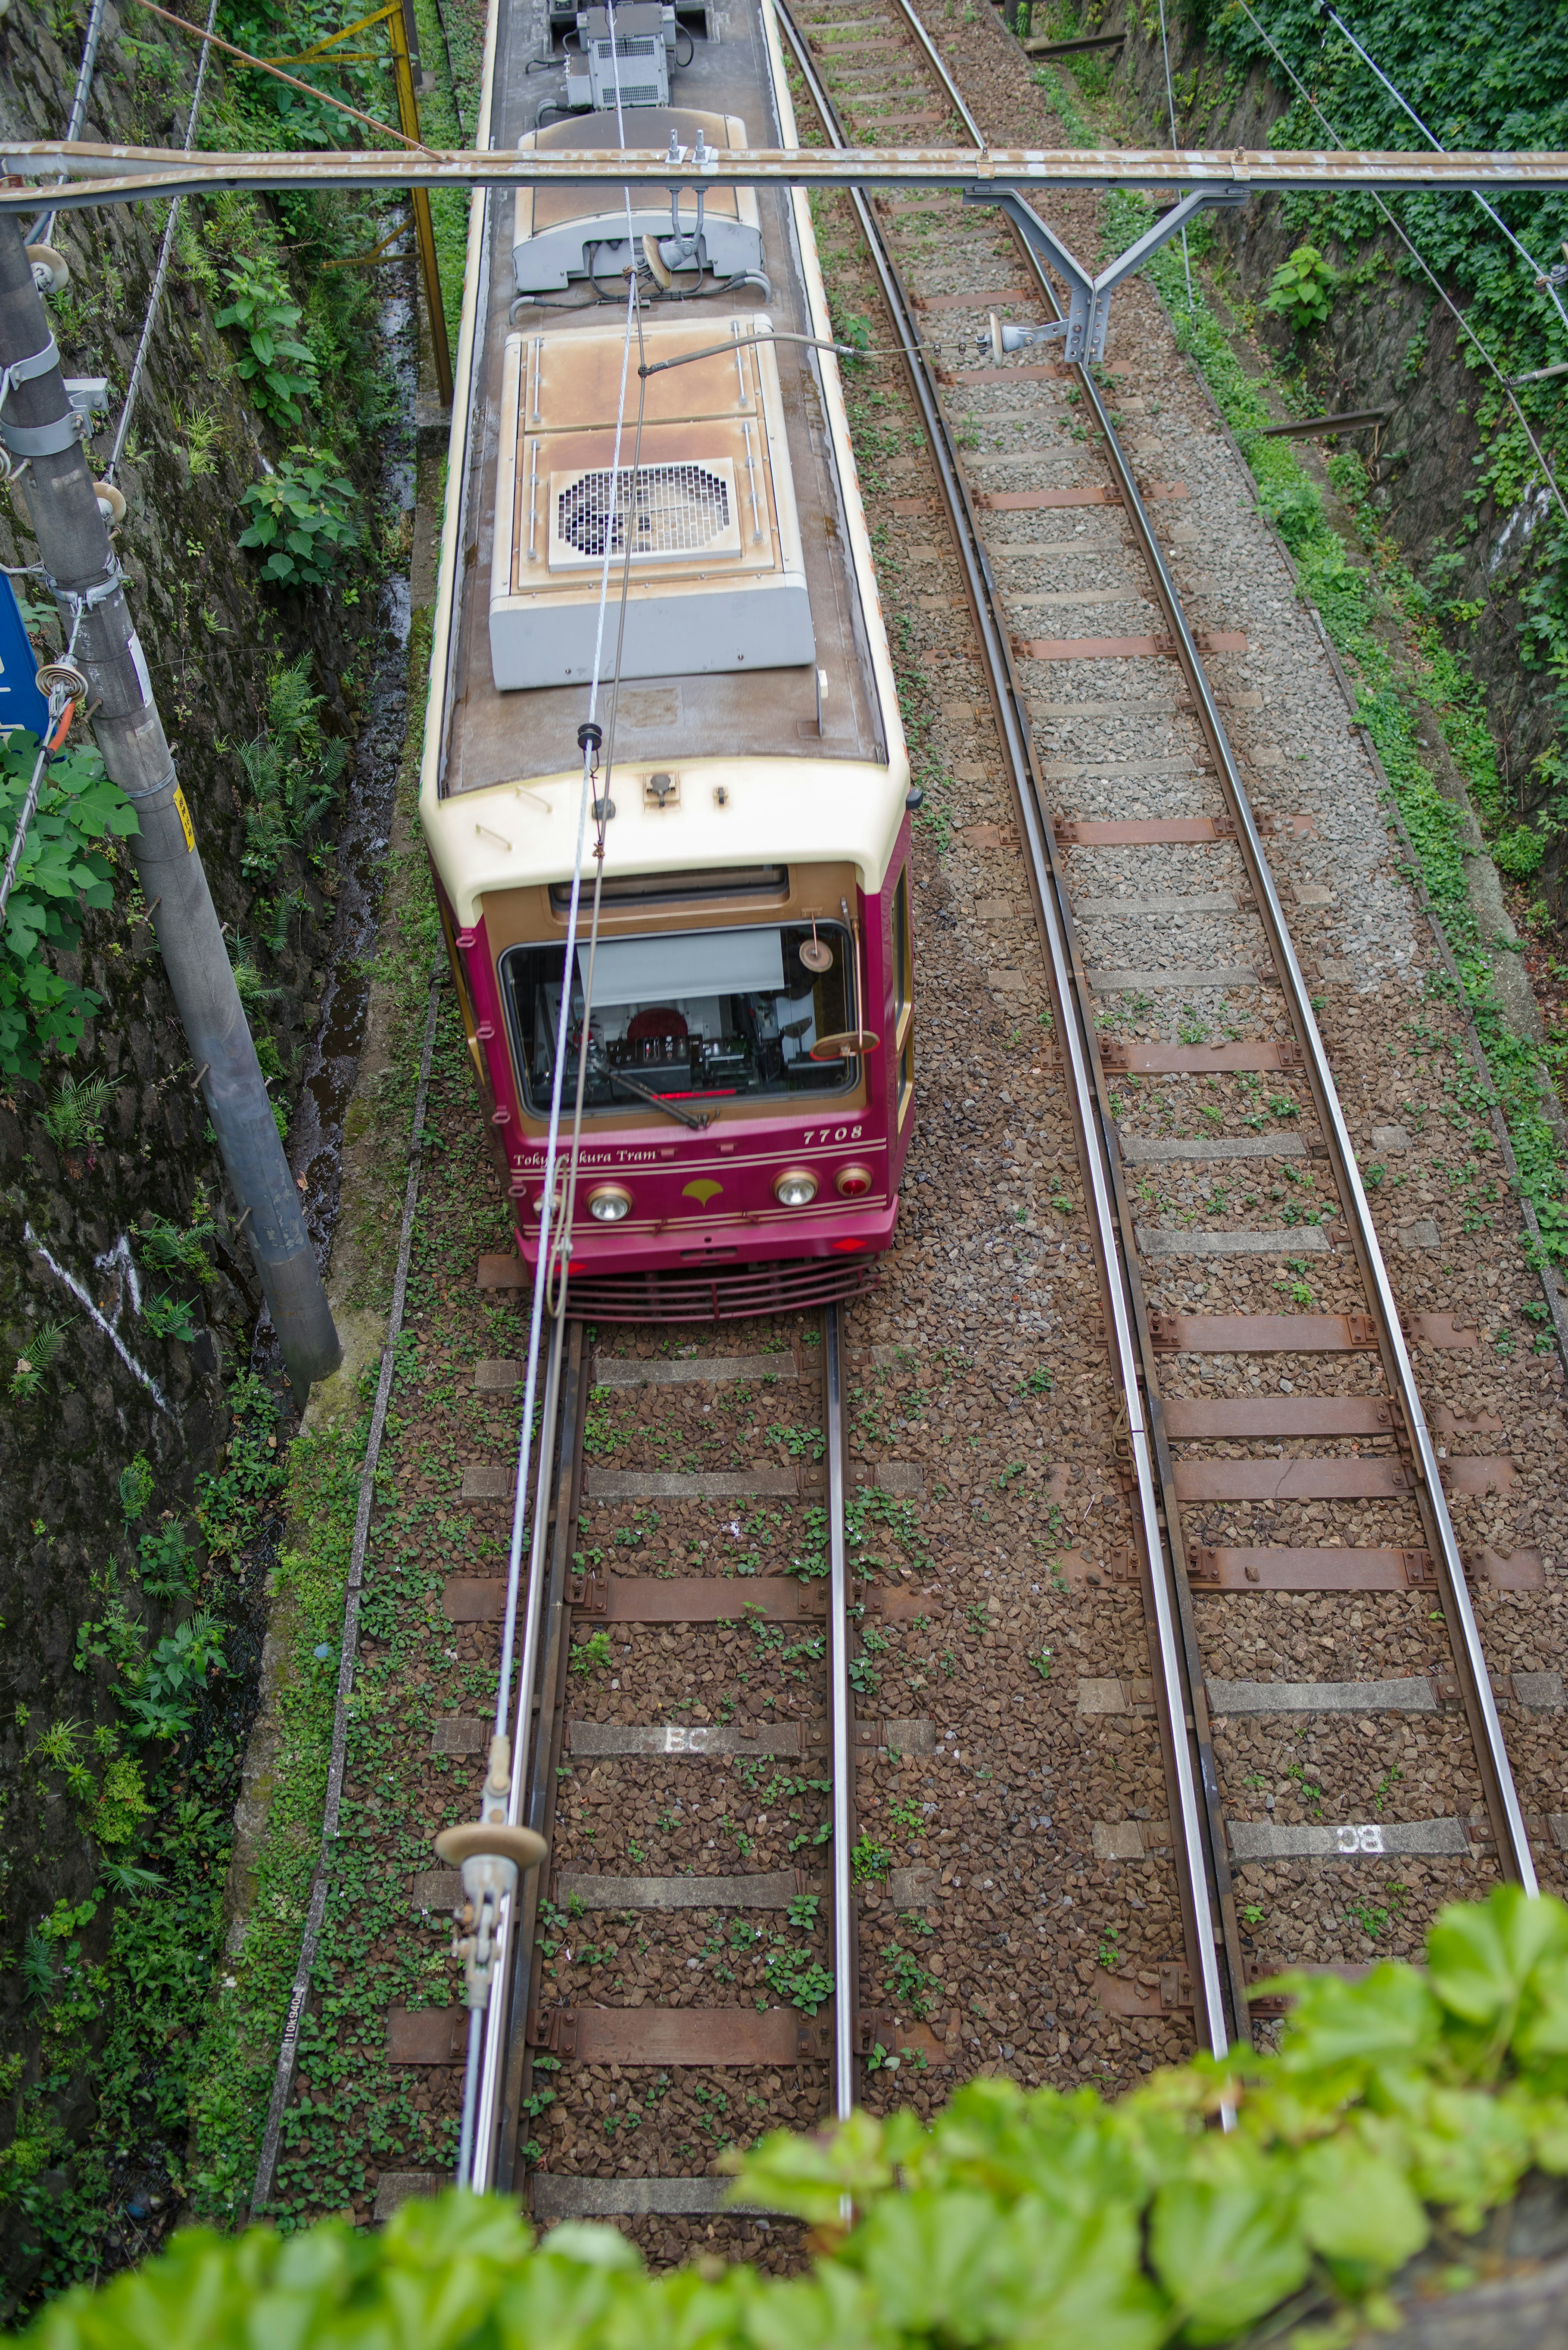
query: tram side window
[
  {"left": 893, "top": 865, "right": 914, "bottom": 1118},
  {"left": 501, "top": 921, "right": 863, "bottom": 1116}
]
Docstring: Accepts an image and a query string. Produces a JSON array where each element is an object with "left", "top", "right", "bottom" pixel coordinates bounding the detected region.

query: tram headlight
[
  {"left": 836, "top": 1164, "right": 873, "bottom": 1199},
  {"left": 773, "top": 1168, "right": 819, "bottom": 1208},
  {"left": 587, "top": 1184, "right": 633, "bottom": 1224}
]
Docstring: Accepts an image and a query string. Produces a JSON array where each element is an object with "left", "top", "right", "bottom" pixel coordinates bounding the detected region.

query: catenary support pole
[{"left": 0, "top": 214, "right": 340, "bottom": 1392}]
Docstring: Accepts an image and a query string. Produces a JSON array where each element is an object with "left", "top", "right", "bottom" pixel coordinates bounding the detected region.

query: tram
[{"left": 419, "top": 0, "right": 915, "bottom": 1318}]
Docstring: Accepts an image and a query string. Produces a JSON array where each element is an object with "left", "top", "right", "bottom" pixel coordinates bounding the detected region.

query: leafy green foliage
[
  {"left": 1493, "top": 820, "right": 1546, "bottom": 881},
  {"left": 118, "top": 1612, "right": 229, "bottom": 1743},
  {"left": 41, "top": 1072, "right": 111, "bottom": 1149},
  {"left": 141, "top": 1292, "right": 200, "bottom": 1343},
  {"left": 84, "top": 1754, "right": 154, "bottom": 1846},
  {"left": 236, "top": 657, "right": 348, "bottom": 878},
  {"left": 238, "top": 449, "right": 360, "bottom": 590},
  {"left": 196, "top": 1374, "right": 287, "bottom": 1560},
  {"left": 1200, "top": 0, "right": 1568, "bottom": 690},
  {"left": 137, "top": 1517, "right": 198, "bottom": 1602},
  {"left": 0, "top": 734, "right": 136, "bottom": 1079},
  {"left": 44, "top": 1890, "right": 1568, "bottom": 2345},
  {"left": 11, "top": 1316, "right": 67, "bottom": 1398},
  {"left": 117, "top": 1455, "right": 154, "bottom": 1525},
  {"left": 1262, "top": 242, "right": 1338, "bottom": 334},
  {"left": 761, "top": 1941, "right": 834, "bottom": 2013},
  {"left": 138, "top": 1190, "right": 217, "bottom": 1285},
  {"left": 215, "top": 258, "right": 320, "bottom": 427}
]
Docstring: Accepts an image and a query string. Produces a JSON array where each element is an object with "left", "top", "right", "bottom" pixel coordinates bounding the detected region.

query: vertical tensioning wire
[
  {"left": 105, "top": 0, "right": 221, "bottom": 489},
  {"left": 459, "top": 13, "right": 651, "bottom": 2189},
  {"left": 27, "top": 0, "right": 109, "bottom": 250}
]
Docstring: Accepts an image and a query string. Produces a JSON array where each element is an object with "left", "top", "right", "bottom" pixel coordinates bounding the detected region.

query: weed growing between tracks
[{"left": 1101, "top": 190, "right": 1568, "bottom": 1262}]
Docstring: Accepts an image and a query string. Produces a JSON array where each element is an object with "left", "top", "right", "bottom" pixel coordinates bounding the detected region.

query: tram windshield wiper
[{"left": 606, "top": 1069, "right": 713, "bottom": 1131}]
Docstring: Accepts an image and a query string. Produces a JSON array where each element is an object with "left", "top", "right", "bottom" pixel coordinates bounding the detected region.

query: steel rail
[
  {"left": 466, "top": 1306, "right": 571, "bottom": 2189},
  {"left": 498, "top": 1320, "right": 589, "bottom": 2192},
  {"left": 775, "top": 0, "right": 1234, "bottom": 2062},
  {"left": 875, "top": 0, "right": 1254, "bottom": 2042},
  {"left": 4, "top": 140, "right": 1568, "bottom": 206},
  {"left": 823, "top": 1303, "right": 858, "bottom": 2122},
  {"left": 1074, "top": 325, "right": 1539, "bottom": 1891},
  {"left": 914, "top": 6, "right": 1537, "bottom": 1887},
  {"left": 877, "top": 0, "right": 1532, "bottom": 1897}
]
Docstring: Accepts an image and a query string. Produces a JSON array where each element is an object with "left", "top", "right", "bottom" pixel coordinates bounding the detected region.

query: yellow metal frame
[{"left": 260, "top": 1, "right": 453, "bottom": 404}]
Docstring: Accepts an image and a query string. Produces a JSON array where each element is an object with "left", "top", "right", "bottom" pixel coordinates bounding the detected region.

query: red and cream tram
[{"left": 420, "top": 0, "right": 915, "bottom": 1317}]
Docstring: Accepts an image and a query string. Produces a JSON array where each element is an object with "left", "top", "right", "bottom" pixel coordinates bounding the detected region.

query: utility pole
[{"left": 0, "top": 215, "right": 340, "bottom": 1394}]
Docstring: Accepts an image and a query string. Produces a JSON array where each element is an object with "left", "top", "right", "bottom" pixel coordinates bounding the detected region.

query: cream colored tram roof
[
  {"left": 421, "top": 0, "right": 906, "bottom": 848},
  {"left": 425, "top": 754, "right": 904, "bottom": 929}
]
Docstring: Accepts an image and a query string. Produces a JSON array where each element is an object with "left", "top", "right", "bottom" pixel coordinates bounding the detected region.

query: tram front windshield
[{"left": 501, "top": 922, "right": 859, "bottom": 1113}]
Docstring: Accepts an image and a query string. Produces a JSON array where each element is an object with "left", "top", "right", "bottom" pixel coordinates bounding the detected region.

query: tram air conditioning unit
[
  {"left": 490, "top": 313, "right": 815, "bottom": 689},
  {"left": 565, "top": 4, "right": 673, "bottom": 108}
]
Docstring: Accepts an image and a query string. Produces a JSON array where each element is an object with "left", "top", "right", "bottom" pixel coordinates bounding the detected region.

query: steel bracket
[
  {"left": 962, "top": 185, "right": 1249, "bottom": 361},
  {"left": 567, "top": 1569, "right": 607, "bottom": 1614},
  {"left": 526, "top": 2006, "right": 579, "bottom": 2057}
]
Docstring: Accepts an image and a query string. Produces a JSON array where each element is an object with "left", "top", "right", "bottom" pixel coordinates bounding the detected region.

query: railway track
[
  {"left": 278, "top": 0, "right": 1568, "bottom": 2254},
  {"left": 774, "top": 0, "right": 1538, "bottom": 2064},
  {"left": 439, "top": 1297, "right": 904, "bottom": 2254}
]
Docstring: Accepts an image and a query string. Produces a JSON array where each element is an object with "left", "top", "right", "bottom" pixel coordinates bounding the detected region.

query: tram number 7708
[{"left": 801, "top": 1126, "right": 864, "bottom": 1146}]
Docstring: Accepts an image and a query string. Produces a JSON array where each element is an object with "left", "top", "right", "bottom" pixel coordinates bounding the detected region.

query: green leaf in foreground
[{"left": 26, "top": 1891, "right": 1568, "bottom": 2349}]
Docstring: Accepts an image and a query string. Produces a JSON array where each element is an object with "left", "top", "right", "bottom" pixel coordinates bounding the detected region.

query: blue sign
[{"left": 0, "top": 574, "right": 50, "bottom": 742}]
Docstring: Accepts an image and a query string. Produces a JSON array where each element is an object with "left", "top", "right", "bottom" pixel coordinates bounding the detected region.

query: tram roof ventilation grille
[{"left": 550, "top": 459, "right": 742, "bottom": 569}]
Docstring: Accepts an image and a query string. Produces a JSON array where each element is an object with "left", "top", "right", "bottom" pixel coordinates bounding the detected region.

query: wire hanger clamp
[{"left": 434, "top": 1735, "right": 547, "bottom": 2013}]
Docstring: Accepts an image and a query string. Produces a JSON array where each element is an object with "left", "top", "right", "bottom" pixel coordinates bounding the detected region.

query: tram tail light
[{"left": 836, "top": 1164, "right": 873, "bottom": 1198}]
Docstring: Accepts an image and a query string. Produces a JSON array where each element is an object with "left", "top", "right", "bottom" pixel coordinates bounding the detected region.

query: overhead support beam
[
  {"left": 964, "top": 183, "right": 1247, "bottom": 361},
  {"left": 1, "top": 139, "right": 1568, "bottom": 208}
]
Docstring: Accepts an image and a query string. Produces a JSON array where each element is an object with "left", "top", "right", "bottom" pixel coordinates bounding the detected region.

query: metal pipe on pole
[{"left": 0, "top": 215, "right": 341, "bottom": 1394}]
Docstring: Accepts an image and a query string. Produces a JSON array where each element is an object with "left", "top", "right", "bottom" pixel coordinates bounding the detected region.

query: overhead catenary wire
[
  {"left": 1232, "top": 0, "right": 1568, "bottom": 536},
  {"left": 1314, "top": 1, "right": 1568, "bottom": 343}
]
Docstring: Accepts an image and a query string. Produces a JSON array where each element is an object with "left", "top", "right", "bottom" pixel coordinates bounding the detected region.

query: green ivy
[
  {"left": 0, "top": 733, "right": 136, "bottom": 1080},
  {"left": 29, "top": 1887, "right": 1568, "bottom": 2350},
  {"left": 238, "top": 450, "right": 361, "bottom": 591},
  {"left": 214, "top": 257, "right": 321, "bottom": 427},
  {"left": 1194, "top": 0, "right": 1568, "bottom": 700}
]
